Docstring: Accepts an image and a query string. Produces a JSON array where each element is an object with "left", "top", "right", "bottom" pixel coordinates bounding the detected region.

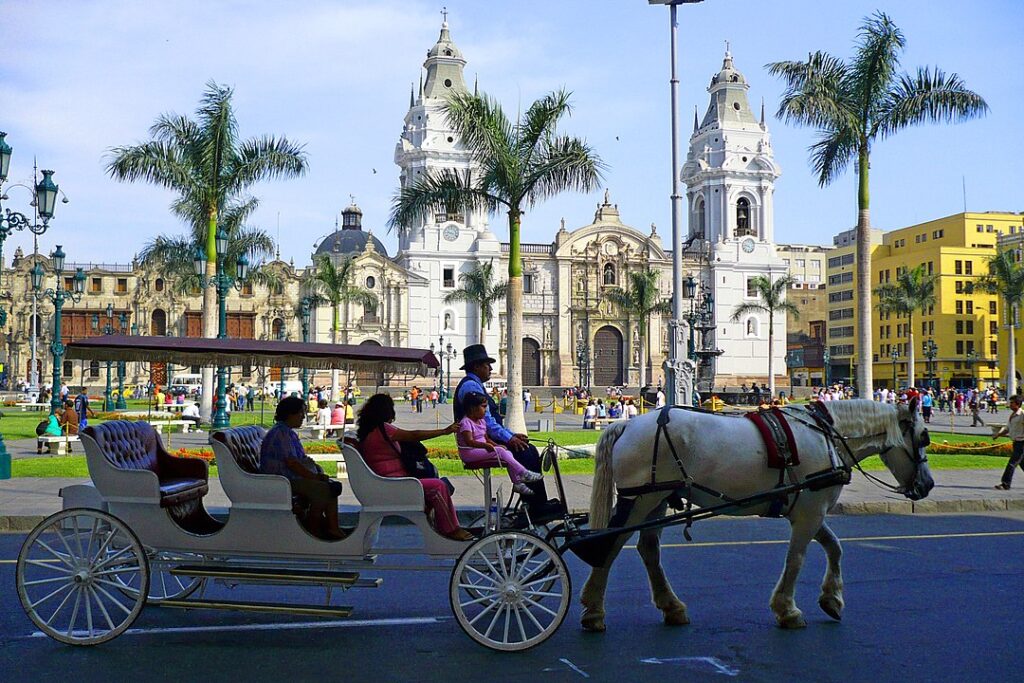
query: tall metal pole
[
  {"left": 212, "top": 264, "right": 230, "bottom": 429},
  {"left": 666, "top": 2, "right": 684, "bottom": 404}
]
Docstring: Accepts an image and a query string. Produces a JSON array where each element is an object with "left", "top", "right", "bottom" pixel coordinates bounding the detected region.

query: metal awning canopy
[{"left": 64, "top": 336, "right": 439, "bottom": 375}]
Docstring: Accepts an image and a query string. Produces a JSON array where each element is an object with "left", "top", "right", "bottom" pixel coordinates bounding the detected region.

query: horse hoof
[
  {"left": 663, "top": 607, "right": 690, "bottom": 626},
  {"left": 777, "top": 612, "right": 807, "bottom": 629},
  {"left": 581, "top": 616, "right": 606, "bottom": 633},
  {"left": 819, "top": 595, "right": 843, "bottom": 621}
]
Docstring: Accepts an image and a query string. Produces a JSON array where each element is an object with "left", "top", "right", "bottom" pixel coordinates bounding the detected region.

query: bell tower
[{"left": 681, "top": 47, "right": 787, "bottom": 387}]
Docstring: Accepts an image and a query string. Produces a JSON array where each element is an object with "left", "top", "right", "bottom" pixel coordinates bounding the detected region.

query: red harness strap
[{"left": 745, "top": 407, "right": 800, "bottom": 469}]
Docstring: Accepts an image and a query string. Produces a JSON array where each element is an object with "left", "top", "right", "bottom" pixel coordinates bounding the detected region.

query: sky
[{"left": 1, "top": 0, "right": 1021, "bottom": 268}]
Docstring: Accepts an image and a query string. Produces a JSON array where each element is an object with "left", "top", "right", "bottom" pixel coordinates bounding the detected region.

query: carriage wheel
[
  {"left": 113, "top": 551, "right": 204, "bottom": 603},
  {"left": 16, "top": 509, "right": 148, "bottom": 645},
  {"left": 450, "top": 531, "right": 570, "bottom": 652}
]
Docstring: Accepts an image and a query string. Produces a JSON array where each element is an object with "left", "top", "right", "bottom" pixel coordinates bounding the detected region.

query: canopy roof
[{"left": 65, "top": 336, "right": 439, "bottom": 375}]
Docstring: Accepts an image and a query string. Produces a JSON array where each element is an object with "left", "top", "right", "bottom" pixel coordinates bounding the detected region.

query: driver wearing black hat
[{"left": 453, "top": 344, "right": 556, "bottom": 517}]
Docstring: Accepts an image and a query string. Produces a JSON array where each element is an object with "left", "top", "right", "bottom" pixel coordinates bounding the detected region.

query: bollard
[{"left": 0, "top": 449, "right": 10, "bottom": 480}]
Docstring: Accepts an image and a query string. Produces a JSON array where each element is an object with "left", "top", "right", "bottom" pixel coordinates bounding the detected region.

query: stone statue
[{"left": 444, "top": 312, "right": 452, "bottom": 330}]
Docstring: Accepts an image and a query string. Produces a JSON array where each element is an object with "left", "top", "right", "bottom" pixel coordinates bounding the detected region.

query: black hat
[{"left": 461, "top": 344, "right": 496, "bottom": 370}]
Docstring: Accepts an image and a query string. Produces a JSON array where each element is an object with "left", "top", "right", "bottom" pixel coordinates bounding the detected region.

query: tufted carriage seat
[
  {"left": 82, "top": 420, "right": 209, "bottom": 508},
  {"left": 212, "top": 425, "right": 265, "bottom": 475}
]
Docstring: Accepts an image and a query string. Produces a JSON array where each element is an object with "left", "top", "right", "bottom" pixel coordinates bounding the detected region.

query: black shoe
[{"left": 994, "top": 483, "right": 1011, "bottom": 490}]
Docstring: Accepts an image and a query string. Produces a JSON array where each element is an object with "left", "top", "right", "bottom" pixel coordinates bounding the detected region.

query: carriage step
[
  {"left": 169, "top": 565, "right": 364, "bottom": 586},
  {"left": 158, "top": 598, "right": 354, "bottom": 618}
]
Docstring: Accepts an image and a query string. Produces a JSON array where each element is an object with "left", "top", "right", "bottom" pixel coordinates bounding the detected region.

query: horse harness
[{"left": 616, "top": 404, "right": 871, "bottom": 534}]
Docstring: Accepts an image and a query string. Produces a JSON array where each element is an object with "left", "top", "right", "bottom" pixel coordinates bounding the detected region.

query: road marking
[
  {"left": 628, "top": 529, "right": 1024, "bottom": 550},
  {"left": 640, "top": 656, "right": 739, "bottom": 676},
  {"left": 25, "top": 616, "right": 443, "bottom": 639},
  {"left": 559, "top": 658, "right": 589, "bottom": 678}
]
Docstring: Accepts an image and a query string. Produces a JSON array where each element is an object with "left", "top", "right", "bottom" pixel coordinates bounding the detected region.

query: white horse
[{"left": 580, "top": 398, "right": 934, "bottom": 631}]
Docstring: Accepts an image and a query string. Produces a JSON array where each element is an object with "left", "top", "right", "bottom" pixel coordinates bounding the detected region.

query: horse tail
[{"left": 590, "top": 420, "right": 629, "bottom": 530}]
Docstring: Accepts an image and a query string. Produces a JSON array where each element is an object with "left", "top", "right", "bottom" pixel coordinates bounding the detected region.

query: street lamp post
[
  {"left": 822, "top": 346, "right": 831, "bottom": 388},
  {"left": 0, "top": 134, "right": 64, "bottom": 397},
  {"left": 193, "top": 229, "right": 250, "bottom": 429},
  {"left": 299, "top": 296, "right": 315, "bottom": 399},
  {"left": 432, "top": 335, "right": 458, "bottom": 403},
  {"left": 277, "top": 325, "right": 287, "bottom": 400},
  {"left": 91, "top": 303, "right": 121, "bottom": 411},
  {"left": 923, "top": 339, "right": 938, "bottom": 391},
  {"left": 31, "top": 247, "right": 85, "bottom": 415},
  {"left": 966, "top": 349, "right": 978, "bottom": 389},
  {"left": 890, "top": 347, "right": 900, "bottom": 390},
  {"left": 648, "top": 0, "right": 705, "bottom": 404}
]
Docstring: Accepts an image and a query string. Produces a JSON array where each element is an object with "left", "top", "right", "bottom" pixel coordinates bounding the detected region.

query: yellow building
[
  {"left": 867, "top": 212, "right": 1024, "bottom": 390},
  {"left": 824, "top": 227, "right": 882, "bottom": 386}
]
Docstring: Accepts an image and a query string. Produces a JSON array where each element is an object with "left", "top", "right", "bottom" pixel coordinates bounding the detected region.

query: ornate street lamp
[
  {"left": 822, "top": 346, "right": 831, "bottom": 388},
  {"left": 965, "top": 348, "right": 979, "bottom": 389},
  {"left": 33, "top": 247, "right": 85, "bottom": 415},
  {"left": 277, "top": 324, "right": 287, "bottom": 400},
  {"left": 193, "top": 232, "right": 250, "bottom": 429},
  {"left": 923, "top": 339, "right": 938, "bottom": 391},
  {"left": 299, "top": 296, "right": 316, "bottom": 398},
  {"left": 890, "top": 347, "right": 900, "bottom": 390},
  {"left": 115, "top": 310, "right": 129, "bottom": 409},
  {"left": 433, "top": 335, "right": 458, "bottom": 403},
  {"left": 92, "top": 303, "right": 122, "bottom": 411}
]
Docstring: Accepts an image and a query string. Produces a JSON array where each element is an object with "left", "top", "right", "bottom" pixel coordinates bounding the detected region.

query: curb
[{"left": 4, "top": 497, "right": 1023, "bottom": 531}]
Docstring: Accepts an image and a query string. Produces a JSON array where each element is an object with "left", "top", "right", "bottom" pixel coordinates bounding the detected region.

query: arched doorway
[
  {"left": 592, "top": 326, "right": 623, "bottom": 387},
  {"left": 151, "top": 309, "right": 167, "bottom": 336},
  {"left": 522, "top": 338, "right": 541, "bottom": 386},
  {"left": 355, "top": 340, "right": 385, "bottom": 389}
]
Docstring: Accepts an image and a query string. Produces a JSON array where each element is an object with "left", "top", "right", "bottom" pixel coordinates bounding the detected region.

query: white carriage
[{"left": 15, "top": 336, "right": 573, "bottom": 652}]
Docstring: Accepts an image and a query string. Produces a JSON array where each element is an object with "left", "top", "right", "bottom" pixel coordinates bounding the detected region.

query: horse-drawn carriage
[{"left": 15, "top": 336, "right": 935, "bottom": 651}]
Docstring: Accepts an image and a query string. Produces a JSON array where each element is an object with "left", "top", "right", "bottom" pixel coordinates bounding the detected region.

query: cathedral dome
[
  {"left": 314, "top": 202, "right": 388, "bottom": 257},
  {"left": 427, "top": 22, "right": 464, "bottom": 60},
  {"left": 710, "top": 50, "right": 747, "bottom": 87}
]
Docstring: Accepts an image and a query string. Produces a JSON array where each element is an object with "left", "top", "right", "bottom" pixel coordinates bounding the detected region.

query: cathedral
[{"left": 1, "top": 23, "right": 786, "bottom": 392}]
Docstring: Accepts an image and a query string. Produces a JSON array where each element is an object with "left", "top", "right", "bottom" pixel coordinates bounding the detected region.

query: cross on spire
[
  {"left": 441, "top": 6, "right": 448, "bottom": 24},
  {"left": 349, "top": 194, "right": 356, "bottom": 205},
  {"left": 724, "top": 39, "right": 730, "bottom": 57}
]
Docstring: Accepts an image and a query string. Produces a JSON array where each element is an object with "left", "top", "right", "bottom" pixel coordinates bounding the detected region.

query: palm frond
[
  {"left": 808, "top": 127, "right": 859, "bottom": 187},
  {"left": 442, "top": 91, "right": 514, "bottom": 167},
  {"left": 105, "top": 140, "right": 197, "bottom": 192},
  {"left": 516, "top": 89, "right": 573, "bottom": 161},
  {"left": 730, "top": 302, "right": 768, "bottom": 321},
  {"left": 229, "top": 135, "right": 309, "bottom": 192},
  {"left": 849, "top": 11, "right": 906, "bottom": 117},
  {"left": 874, "top": 66, "right": 989, "bottom": 139},
  {"left": 766, "top": 51, "right": 856, "bottom": 130},
  {"left": 526, "top": 135, "right": 606, "bottom": 206},
  {"left": 388, "top": 168, "right": 500, "bottom": 233}
]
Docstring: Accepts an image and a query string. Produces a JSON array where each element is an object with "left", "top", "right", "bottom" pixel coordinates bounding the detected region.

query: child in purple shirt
[{"left": 456, "top": 392, "right": 542, "bottom": 495}]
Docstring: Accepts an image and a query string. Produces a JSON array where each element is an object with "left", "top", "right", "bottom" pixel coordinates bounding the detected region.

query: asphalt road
[{"left": 2, "top": 513, "right": 1022, "bottom": 683}]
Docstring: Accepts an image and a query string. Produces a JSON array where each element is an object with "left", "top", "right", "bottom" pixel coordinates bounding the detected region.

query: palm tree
[
  {"left": 874, "top": 264, "right": 937, "bottom": 388},
  {"left": 106, "top": 80, "right": 307, "bottom": 419},
  {"left": 604, "top": 267, "right": 671, "bottom": 389},
  {"left": 767, "top": 11, "right": 987, "bottom": 397},
  {"left": 443, "top": 261, "right": 508, "bottom": 345},
  {"left": 389, "top": 89, "right": 603, "bottom": 433},
  {"left": 731, "top": 275, "right": 799, "bottom": 399},
  {"left": 310, "top": 253, "right": 377, "bottom": 400},
  {"left": 977, "top": 250, "right": 1024, "bottom": 395}
]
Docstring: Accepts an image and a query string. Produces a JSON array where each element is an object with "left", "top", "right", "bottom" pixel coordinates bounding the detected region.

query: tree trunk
[
  {"left": 504, "top": 209, "right": 527, "bottom": 435},
  {"left": 479, "top": 308, "right": 486, "bottom": 345},
  {"left": 1009, "top": 304, "right": 1017, "bottom": 396},
  {"left": 768, "top": 312, "right": 775, "bottom": 399},
  {"left": 200, "top": 208, "right": 218, "bottom": 422},
  {"left": 638, "top": 315, "right": 647, "bottom": 390},
  {"left": 907, "top": 316, "right": 916, "bottom": 387},
  {"left": 331, "top": 303, "right": 340, "bottom": 401},
  {"left": 855, "top": 146, "right": 873, "bottom": 397}
]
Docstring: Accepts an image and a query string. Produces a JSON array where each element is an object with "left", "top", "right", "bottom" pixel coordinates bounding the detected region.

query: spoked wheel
[
  {"left": 450, "top": 531, "right": 570, "bottom": 652},
  {"left": 114, "top": 551, "right": 205, "bottom": 603},
  {"left": 16, "top": 509, "right": 149, "bottom": 645}
]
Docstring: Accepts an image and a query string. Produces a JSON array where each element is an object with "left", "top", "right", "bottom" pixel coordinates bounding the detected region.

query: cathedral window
[
  {"left": 271, "top": 318, "right": 285, "bottom": 340},
  {"left": 696, "top": 198, "right": 706, "bottom": 237},
  {"left": 443, "top": 267, "right": 455, "bottom": 288},
  {"left": 155, "top": 278, "right": 164, "bottom": 292},
  {"left": 63, "top": 361, "right": 72, "bottom": 377},
  {"left": 736, "top": 197, "right": 753, "bottom": 236},
  {"left": 89, "top": 361, "right": 100, "bottom": 378},
  {"left": 524, "top": 273, "right": 535, "bottom": 294},
  {"left": 366, "top": 276, "right": 376, "bottom": 289},
  {"left": 603, "top": 263, "right": 616, "bottom": 285}
]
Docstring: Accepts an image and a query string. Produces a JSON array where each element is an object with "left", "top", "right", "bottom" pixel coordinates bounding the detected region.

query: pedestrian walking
[
  {"left": 993, "top": 395, "right": 1024, "bottom": 489},
  {"left": 921, "top": 390, "right": 933, "bottom": 424},
  {"left": 970, "top": 396, "right": 985, "bottom": 427}
]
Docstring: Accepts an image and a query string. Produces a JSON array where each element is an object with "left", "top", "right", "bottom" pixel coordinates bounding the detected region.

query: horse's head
[{"left": 884, "top": 397, "right": 935, "bottom": 500}]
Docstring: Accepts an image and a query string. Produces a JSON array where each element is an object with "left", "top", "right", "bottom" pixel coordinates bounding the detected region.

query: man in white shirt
[
  {"left": 993, "top": 394, "right": 1024, "bottom": 489},
  {"left": 655, "top": 386, "right": 666, "bottom": 409},
  {"left": 182, "top": 402, "right": 203, "bottom": 433}
]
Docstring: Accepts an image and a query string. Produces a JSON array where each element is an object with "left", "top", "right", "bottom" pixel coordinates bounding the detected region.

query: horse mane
[{"left": 822, "top": 399, "right": 904, "bottom": 450}]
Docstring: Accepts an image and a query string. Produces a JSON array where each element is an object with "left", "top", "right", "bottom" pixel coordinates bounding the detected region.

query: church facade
[{"left": 0, "top": 24, "right": 787, "bottom": 392}]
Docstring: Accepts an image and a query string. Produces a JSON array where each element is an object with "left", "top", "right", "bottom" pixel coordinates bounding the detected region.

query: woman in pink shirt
[
  {"left": 457, "top": 392, "right": 543, "bottom": 495},
  {"left": 357, "top": 394, "right": 472, "bottom": 541},
  {"left": 330, "top": 402, "right": 346, "bottom": 425}
]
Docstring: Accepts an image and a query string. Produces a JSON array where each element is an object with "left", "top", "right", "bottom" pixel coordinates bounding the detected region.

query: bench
[
  {"left": 307, "top": 423, "right": 347, "bottom": 440},
  {"left": 589, "top": 417, "right": 626, "bottom": 431},
  {"left": 17, "top": 402, "right": 50, "bottom": 412},
  {"left": 149, "top": 419, "right": 196, "bottom": 434},
  {"left": 36, "top": 434, "right": 81, "bottom": 455}
]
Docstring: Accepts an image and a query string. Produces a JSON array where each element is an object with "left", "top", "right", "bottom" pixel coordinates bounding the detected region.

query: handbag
[{"left": 378, "top": 426, "right": 454, "bottom": 495}]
